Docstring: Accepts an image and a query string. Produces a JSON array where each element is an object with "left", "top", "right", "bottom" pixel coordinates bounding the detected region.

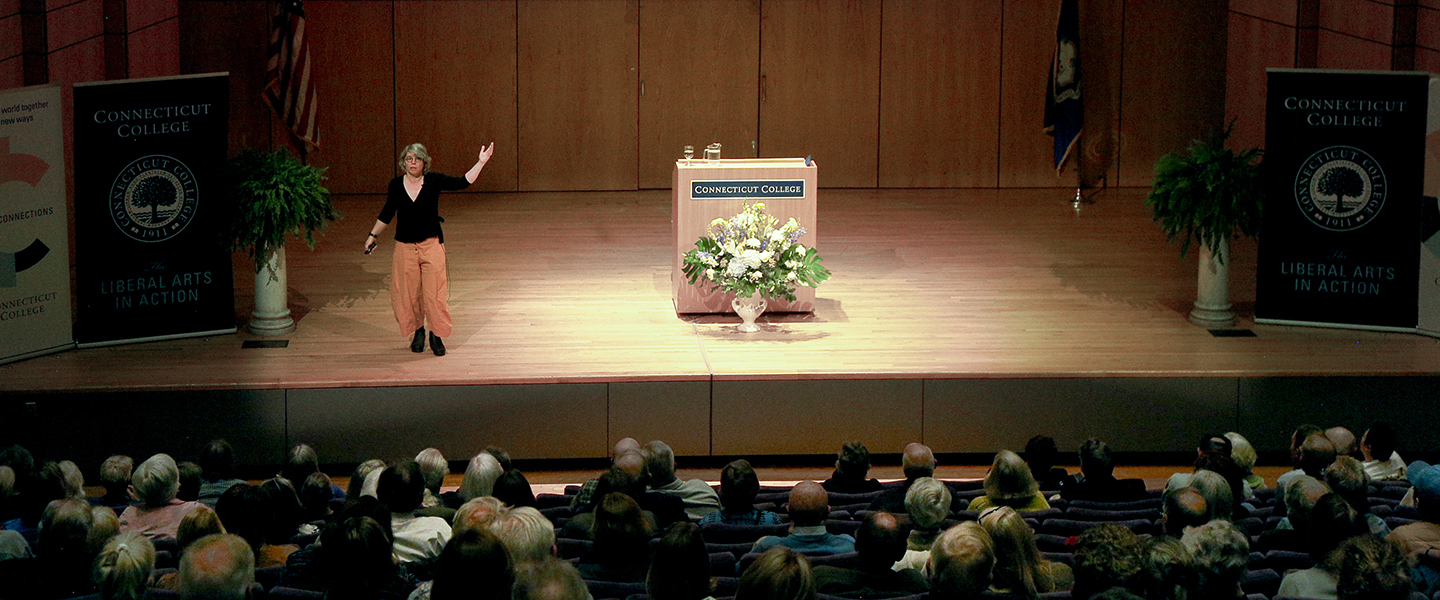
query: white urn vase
[
  {"left": 731, "top": 292, "right": 767, "bottom": 333},
  {"left": 1188, "top": 236, "right": 1236, "bottom": 328},
  {"left": 249, "top": 243, "right": 296, "bottom": 336}
]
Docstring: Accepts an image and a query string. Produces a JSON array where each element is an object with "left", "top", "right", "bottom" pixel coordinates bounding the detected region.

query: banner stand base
[
  {"left": 77, "top": 327, "right": 237, "bottom": 350},
  {"left": 0, "top": 342, "right": 76, "bottom": 366},
  {"left": 1255, "top": 318, "right": 1421, "bottom": 336}
]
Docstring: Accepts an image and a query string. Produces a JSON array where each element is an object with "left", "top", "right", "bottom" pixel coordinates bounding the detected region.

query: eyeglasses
[{"left": 404, "top": 156, "right": 424, "bottom": 163}]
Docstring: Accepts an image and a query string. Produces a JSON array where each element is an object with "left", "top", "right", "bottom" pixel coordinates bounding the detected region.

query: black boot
[
  {"left": 411, "top": 327, "right": 426, "bottom": 353},
  {"left": 430, "top": 332, "right": 446, "bottom": 357}
]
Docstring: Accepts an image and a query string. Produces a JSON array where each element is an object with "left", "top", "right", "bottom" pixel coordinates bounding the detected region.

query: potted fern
[
  {"left": 224, "top": 149, "right": 337, "bottom": 335},
  {"left": 1145, "top": 125, "right": 1263, "bottom": 327}
]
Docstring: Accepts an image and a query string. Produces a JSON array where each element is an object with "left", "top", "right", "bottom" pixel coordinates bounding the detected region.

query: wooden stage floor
[{"left": 6, "top": 187, "right": 1440, "bottom": 394}]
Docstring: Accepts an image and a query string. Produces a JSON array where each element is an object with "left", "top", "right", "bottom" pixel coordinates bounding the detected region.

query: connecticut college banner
[
  {"left": 1256, "top": 69, "right": 1430, "bottom": 331},
  {"left": 73, "top": 73, "right": 235, "bottom": 346},
  {"left": 0, "top": 84, "right": 72, "bottom": 364}
]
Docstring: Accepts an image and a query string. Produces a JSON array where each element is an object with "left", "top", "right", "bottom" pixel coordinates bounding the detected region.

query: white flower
[
  {"left": 786, "top": 272, "right": 798, "bottom": 281},
  {"left": 747, "top": 271, "right": 763, "bottom": 281},
  {"left": 736, "top": 249, "right": 765, "bottom": 270},
  {"left": 794, "top": 244, "right": 806, "bottom": 255},
  {"left": 705, "top": 268, "right": 716, "bottom": 279},
  {"left": 769, "top": 230, "right": 785, "bottom": 243},
  {"left": 759, "top": 251, "right": 773, "bottom": 262},
  {"left": 745, "top": 238, "right": 761, "bottom": 248},
  {"left": 726, "top": 260, "right": 748, "bottom": 278}
]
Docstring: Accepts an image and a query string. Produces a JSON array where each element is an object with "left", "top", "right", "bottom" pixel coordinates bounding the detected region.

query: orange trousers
[{"left": 390, "top": 237, "right": 452, "bottom": 338}]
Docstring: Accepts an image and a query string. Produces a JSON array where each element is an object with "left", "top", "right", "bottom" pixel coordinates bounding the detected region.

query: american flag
[{"left": 264, "top": 0, "right": 319, "bottom": 150}]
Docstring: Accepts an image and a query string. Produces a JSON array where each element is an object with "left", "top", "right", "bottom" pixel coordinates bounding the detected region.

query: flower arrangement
[{"left": 681, "top": 202, "right": 830, "bottom": 301}]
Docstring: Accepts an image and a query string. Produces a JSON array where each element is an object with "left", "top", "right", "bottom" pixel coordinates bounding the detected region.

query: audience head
[
  {"left": 282, "top": 444, "right": 320, "bottom": 488},
  {"left": 178, "top": 533, "right": 255, "bottom": 600},
  {"left": 979, "top": 506, "right": 1047, "bottom": 598},
  {"left": 56, "top": 460, "right": 86, "bottom": 499},
  {"left": 494, "top": 469, "right": 536, "bottom": 508},
  {"left": 1327, "top": 427, "right": 1359, "bottom": 458},
  {"left": 1410, "top": 461, "right": 1440, "bottom": 520},
  {"left": 928, "top": 521, "right": 995, "bottom": 599},
  {"left": 1335, "top": 535, "right": 1411, "bottom": 600},
  {"left": 1180, "top": 520, "right": 1249, "bottom": 600},
  {"left": 902, "top": 442, "right": 937, "bottom": 480},
  {"left": 512, "top": 557, "right": 590, "bottom": 600},
  {"left": 320, "top": 516, "right": 393, "bottom": 598},
  {"left": 786, "top": 481, "right": 830, "bottom": 527},
  {"left": 834, "top": 441, "right": 872, "bottom": 480},
  {"left": 484, "top": 446, "right": 513, "bottom": 473},
  {"left": 1136, "top": 536, "right": 1193, "bottom": 600},
  {"left": 647, "top": 522, "right": 712, "bottom": 600},
  {"left": 1223, "top": 432, "right": 1257, "bottom": 477},
  {"left": 177, "top": 504, "right": 226, "bottom": 555},
  {"left": 346, "top": 459, "right": 385, "bottom": 500},
  {"left": 614, "top": 437, "right": 641, "bottom": 457},
  {"left": 1023, "top": 435, "right": 1061, "bottom": 478},
  {"left": 216, "top": 483, "right": 270, "bottom": 551},
  {"left": 29, "top": 461, "right": 70, "bottom": 521},
  {"left": 905, "top": 477, "right": 952, "bottom": 531},
  {"left": 459, "top": 452, "right": 504, "bottom": 502},
  {"left": 1079, "top": 438, "right": 1114, "bottom": 479},
  {"left": 489, "top": 505, "right": 557, "bottom": 565},
  {"left": 1193, "top": 452, "right": 1244, "bottom": 518},
  {"left": 613, "top": 450, "right": 647, "bottom": 482},
  {"left": 737, "top": 546, "right": 816, "bottom": 600},
  {"left": 1290, "top": 424, "right": 1324, "bottom": 465},
  {"left": 1187, "top": 469, "right": 1233, "bottom": 522},
  {"left": 414, "top": 448, "right": 448, "bottom": 494},
  {"left": 94, "top": 531, "right": 156, "bottom": 600},
  {"left": 854, "top": 511, "right": 908, "bottom": 574},
  {"left": 645, "top": 440, "right": 678, "bottom": 486},
  {"left": 1299, "top": 433, "right": 1338, "bottom": 477},
  {"left": 1196, "top": 433, "right": 1231, "bottom": 457},
  {"left": 454, "top": 496, "right": 508, "bottom": 538},
  {"left": 1308, "top": 493, "right": 1366, "bottom": 564},
  {"left": 1284, "top": 475, "right": 1331, "bottom": 531},
  {"left": 431, "top": 529, "right": 513, "bottom": 600},
  {"left": 1162, "top": 488, "right": 1209, "bottom": 536},
  {"left": 1324, "top": 456, "right": 1370, "bottom": 513},
  {"left": 40, "top": 497, "right": 95, "bottom": 559},
  {"left": 260, "top": 478, "right": 304, "bottom": 544},
  {"left": 200, "top": 439, "right": 236, "bottom": 483},
  {"left": 130, "top": 453, "right": 182, "bottom": 507},
  {"left": 593, "top": 467, "right": 641, "bottom": 510},
  {"left": 377, "top": 459, "right": 426, "bottom": 513},
  {"left": 1362, "top": 422, "right": 1398, "bottom": 463},
  {"left": 983, "top": 450, "right": 1038, "bottom": 507},
  {"left": 177, "top": 461, "right": 203, "bottom": 502},
  {"left": 299, "top": 472, "right": 333, "bottom": 520},
  {"left": 593, "top": 492, "right": 652, "bottom": 555},
  {"left": 334, "top": 495, "right": 394, "bottom": 543},
  {"left": 89, "top": 506, "right": 121, "bottom": 554},
  {"left": 720, "top": 459, "right": 762, "bottom": 514},
  {"left": 0, "top": 465, "right": 14, "bottom": 506},
  {"left": 1071, "top": 523, "right": 1144, "bottom": 600}
]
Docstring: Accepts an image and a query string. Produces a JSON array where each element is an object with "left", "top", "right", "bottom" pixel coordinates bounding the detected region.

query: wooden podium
[{"left": 672, "top": 158, "right": 818, "bottom": 314}]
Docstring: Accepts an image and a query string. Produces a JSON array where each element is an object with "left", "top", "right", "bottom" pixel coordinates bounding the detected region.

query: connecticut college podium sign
[{"left": 1256, "top": 69, "right": 1435, "bottom": 332}]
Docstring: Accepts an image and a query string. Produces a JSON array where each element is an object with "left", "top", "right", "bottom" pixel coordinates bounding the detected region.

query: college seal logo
[
  {"left": 109, "top": 155, "right": 198, "bottom": 243},
  {"left": 1293, "top": 145, "right": 1385, "bottom": 232}
]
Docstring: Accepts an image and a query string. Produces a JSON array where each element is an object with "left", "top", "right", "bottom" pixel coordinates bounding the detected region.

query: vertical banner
[
  {"left": 1257, "top": 70, "right": 1430, "bottom": 331},
  {"left": 0, "top": 85, "right": 72, "bottom": 364},
  {"left": 1419, "top": 77, "right": 1440, "bottom": 336},
  {"left": 73, "top": 73, "right": 235, "bottom": 346}
]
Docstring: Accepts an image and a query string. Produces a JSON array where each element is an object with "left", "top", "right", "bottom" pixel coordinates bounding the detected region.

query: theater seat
[
  {"left": 699, "top": 523, "right": 790, "bottom": 544},
  {"left": 268, "top": 588, "right": 324, "bottom": 599},
  {"left": 1240, "top": 568, "right": 1281, "bottom": 597}
]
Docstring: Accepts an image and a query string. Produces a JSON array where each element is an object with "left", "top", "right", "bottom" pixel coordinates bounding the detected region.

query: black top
[{"left": 377, "top": 173, "right": 472, "bottom": 244}]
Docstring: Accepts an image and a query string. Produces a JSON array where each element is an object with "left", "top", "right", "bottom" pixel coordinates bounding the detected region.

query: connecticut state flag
[{"left": 1043, "top": 0, "right": 1081, "bottom": 175}]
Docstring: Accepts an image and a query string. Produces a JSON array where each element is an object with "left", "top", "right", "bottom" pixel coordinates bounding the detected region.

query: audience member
[
  {"left": 812, "top": 511, "right": 927, "bottom": 598},
  {"left": 1389, "top": 460, "right": 1440, "bottom": 595},
  {"left": 10, "top": 497, "right": 102, "bottom": 599},
  {"left": 414, "top": 448, "right": 448, "bottom": 509},
  {"left": 452, "top": 496, "right": 507, "bottom": 538},
  {"left": 1224, "top": 432, "right": 1265, "bottom": 491},
  {"left": 456, "top": 452, "right": 504, "bottom": 506},
  {"left": 1024, "top": 435, "right": 1070, "bottom": 492},
  {"left": 261, "top": 476, "right": 313, "bottom": 540},
  {"left": 1325, "top": 456, "right": 1389, "bottom": 536},
  {"left": 1159, "top": 488, "right": 1208, "bottom": 537},
  {"left": 419, "top": 528, "right": 513, "bottom": 600},
  {"left": 300, "top": 472, "right": 335, "bottom": 523},
  {"left": 97, "top": 455, "right": 134, "bottom": 512},
  {"left": 1335, "top": 534, "right": 1411, "bottom": 600},
  {"left": 736, "top": 546, "right": 816, "bottom": 600},
  {"left": 489, "top": 505, "right": 557, "bottom": 566},
  {"left": 347, "top": 459, "right": 387, "bottom": 501},
  {"left": 1186, "top": 469, "right": 1235, "bottom": 523},
  {"left": 7, "top": 458, "right": 67, "bottom": 547},
  {"left": 1279, "top": 431, "right": 1336, "bottom": 503},
  {"left": 1256, "top": 474, "right": 1329, "bottom": 553},
  {"left": 321, "top": 516, "right": 415, "bottom": 600},
  {"left": 119, "top": 453, "right": 201, "bottom": 542},
  {"left": 1327, "top": 426, "right": 1360, "bottom": 460},
  {"left": 578, "top": 492, "right": 654, "bottom": 582},
  {"left": 1180, "top": 520, "right": 1249, "bottom": 600},
  {"left": 969, "top": 450, "right": 1049, "bottom": 513},
  {"left": 646, "top": 440, "right": 722, "bottom": 520},
  {"left": 177, "top": 461, "right": 203, "bottom": 502},
  {"left": 215, "top": 482, "right": 298, "bottom": 569},
  {"left": 570, "top": 437, "right": 643, "bottom": 509},
  {"left": 867, "top": 443, "right": 945, "bottom": 514},
  {"left": 1134, "top": 536, "right": 1192, "bottom": 600},
  {"left": 822, "top": 441, "right": 883, "bottom": 494},
  {"left": 928, "top": 521, "right": 995, "bottom": 600},
  {"left": 279, "top": 496, "right": 391, "bottom": 592},
  {"left": 1276, "top": 493, "right": 1367, "bottom": 599},
  {"left": 177, "top": 533, "right": 255, "bottom": 600},
  {"left": 647, "top": 522, "right": 715, "bottom": 600},
  {"left": 563, "top": 468, "right": 658, "bottom": 539},
  {"left": 1361, "top": 422, "right": 1406, "bottom": 481},
  {"left": 753, "top": 481, "right": 855, "bottom": 556},
  {"left": 980, "top": 505, "right": 1073, "bottom": 596},
  {"left": 93, "top": 530, "right": 155, "bottom": 600},
  {"left": 282, "top": 444, "right": 322, "bottom": 492},
  {"left": 56, "top": 460, "right": 86, "bottom": 500},
  {"left": 614, "top": 449, "right": 688, "bottom": 529},
  {"left": 198, "top": 440, "right": 247, "bottom": 509},
  {"left": 700, "top": 459, "right": 783, "bottom": 526},
  {"left": 378, "top": 459, "right": 452, "bottom": 565},
  {"left": 177, "top": 504, "right": 227, "bottom": 554},
  {"left": 891, "top": 477, "right": 950, "bottom": 575},
  {"left": 1060, "top": 439, "right": 1146, "bottom": 502},
  {"left": 512, "top": 557, "right": 591, "bottom": 600},
  {"left": 88, "top": 505, "right": 121, "bottom": 556},
  {"left": 485, "top": 446, "right": 513, "bottom": 472},
  {"left": 1070, "top": 523, "right": 1144, "bottom": 600},
  {"left": 1276, "top": 424, "right": 1326, "bottom": 497},
  {"left": 494, "top": 469, "right": 537, "bottom": 508}
]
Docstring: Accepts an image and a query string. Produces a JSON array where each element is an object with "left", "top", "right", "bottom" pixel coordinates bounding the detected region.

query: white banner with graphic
[{"left": 0, "top": 84, "right": 73, "bottom": 364}]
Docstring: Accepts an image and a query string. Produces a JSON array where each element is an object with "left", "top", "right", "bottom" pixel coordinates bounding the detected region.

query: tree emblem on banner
[{"left": 1293, "top": 145, "right": 1386, "bottom": 232}]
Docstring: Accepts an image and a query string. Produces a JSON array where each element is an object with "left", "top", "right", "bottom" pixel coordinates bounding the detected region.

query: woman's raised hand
[{"left": 478, "top": 142, "right": 495, "bottom": 166}]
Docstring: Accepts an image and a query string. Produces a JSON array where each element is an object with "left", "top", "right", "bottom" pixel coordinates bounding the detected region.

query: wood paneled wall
[{"left": 174, "top": 0, "right": 1235, "bottom": 194}]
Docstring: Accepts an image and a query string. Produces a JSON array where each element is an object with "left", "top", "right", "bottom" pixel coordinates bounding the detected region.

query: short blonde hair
[
  {"left": 1225, "top": 432, "right": 1257, "bottom": 473},
  {"left": 131, "top": 454, "right": 180, "bottom": 506},
  {"left": 488, "top": 506, "right": 555, "bottom": 565},
  {"left": 398, "top": 143, "right": 431, "bottom": 173},
  {"left": 904, "top": 477, "right": 951, "bottom": 530},
  {"left": 94, "top": 531, "right": 156, "bottom": 600},
  {"left": 983, "top": 450, "right": 1039, "bottom": 504}
]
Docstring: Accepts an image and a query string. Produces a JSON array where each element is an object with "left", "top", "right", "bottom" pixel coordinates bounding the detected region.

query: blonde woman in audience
[
  {"left": 1225, "top": 432, "right": 1264, "bottom": 492},
  {"left": 58, "top": 460, "right": 87, "bottom": 499},
  {"left": 93, "top": 531, "right": 155, "bottom": 600},
  {"left": 979, "top": 506, "right": 1073, "bottom": 597},
  {"left": 88, "top": 506, "right": 120, "bottom": 555},
  {"left": 347, "top": 458, "right": 387, "bottom": 499},
  {"left": 118, "top": 453, "right": 201, "bottom": 542},
  {"left": 98, "top": 455, "right": 134, "bottom": 510},
  {"left": 969, "top": 450, "right": 1050, "bottom": 513},
  {"left": 152, "top": 504, "right": 228, "bottom": 591},
  {"left": 458, "top": 452, "right": 504, "bottom": 503},
  {"left": 736, "top": 547, "right": 817, "bottom": 600}
]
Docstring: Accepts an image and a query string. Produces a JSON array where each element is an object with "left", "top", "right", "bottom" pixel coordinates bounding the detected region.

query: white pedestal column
[
  {"left": 249, "top": 243, "right": 296, "bottom": 336},
  {"left": 1189, "top": 237, "right": 1236, "bottom": 328}
]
